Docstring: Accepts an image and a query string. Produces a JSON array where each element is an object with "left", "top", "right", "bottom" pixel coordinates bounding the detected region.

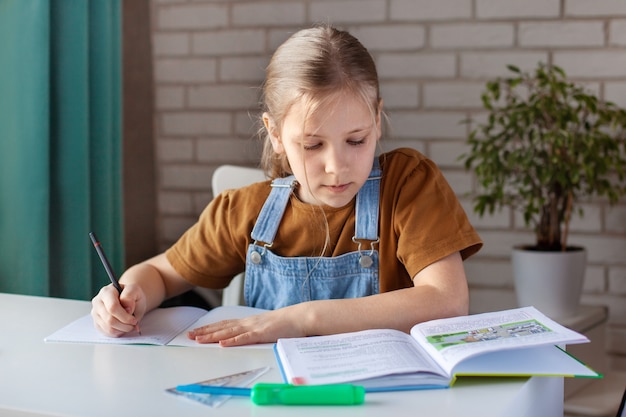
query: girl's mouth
[{"left": 326, "top": 183, "right": 350, "bottom": 193}]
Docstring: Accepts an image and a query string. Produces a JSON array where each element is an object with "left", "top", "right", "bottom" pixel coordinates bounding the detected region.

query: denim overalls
[{"left": 244, "top": 162, "right": 382, "bottom": 310}]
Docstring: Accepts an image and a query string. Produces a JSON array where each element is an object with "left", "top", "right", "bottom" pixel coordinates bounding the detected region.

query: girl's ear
[{"left": 263, "top": 112, "right": 284, "bottom": 154}]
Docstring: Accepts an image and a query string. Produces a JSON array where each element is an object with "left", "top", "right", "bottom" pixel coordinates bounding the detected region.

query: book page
[
  {"left": 275, "top": 328, "right": 445, "bottom": 386},
  {"left": 410, "top": 306, "right": 589, "bottom": 375},
  {"left": 452, "top": 345, "right": 599, "bottom": 378},
  {"left": 44, "top": 306, "right": 207, "bottom": 345}
]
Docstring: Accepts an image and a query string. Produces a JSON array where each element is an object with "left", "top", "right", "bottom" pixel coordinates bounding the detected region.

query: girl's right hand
[{"left": 91, "top": 283, "right": 145, "bottom": 337}]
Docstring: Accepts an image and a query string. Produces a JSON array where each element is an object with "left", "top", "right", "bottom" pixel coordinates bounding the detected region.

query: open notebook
[{"left": 44, "top": 305, "right": 271, "bottom": 348}]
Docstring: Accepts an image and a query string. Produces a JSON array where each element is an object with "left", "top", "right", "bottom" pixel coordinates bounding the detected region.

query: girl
[{"left": 91, "top": 25, "right": 482, "bottom": 346}]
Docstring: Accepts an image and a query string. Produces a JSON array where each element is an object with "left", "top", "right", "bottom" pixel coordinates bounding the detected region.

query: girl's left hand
[{"left": 187, "top": 305, "right": 307, "bottom": 346}]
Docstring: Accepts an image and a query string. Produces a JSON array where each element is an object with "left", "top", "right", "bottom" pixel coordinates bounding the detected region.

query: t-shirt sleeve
[
  {"left": 165, "top": 185, "right": 266, "bottom": 289},
  {"left": 384, "top": 151, "right": 482, "bottom": 279}
]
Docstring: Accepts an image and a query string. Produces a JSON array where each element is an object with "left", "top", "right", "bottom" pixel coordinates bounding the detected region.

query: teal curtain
[{"left": 0, "top": 0, "right": 124, "bottom": 300}]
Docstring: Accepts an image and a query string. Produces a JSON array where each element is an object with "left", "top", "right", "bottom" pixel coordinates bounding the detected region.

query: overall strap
[
  {"left": 250, "top": 176, "right": 297, "bottom": 245},
  {"left": 354, "top": 159, "right": 381, "bottom": 241}
]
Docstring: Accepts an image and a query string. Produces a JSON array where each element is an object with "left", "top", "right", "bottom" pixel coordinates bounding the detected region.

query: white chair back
[{"left": 211, "top": 165, "right": 266, "bottom": 306}]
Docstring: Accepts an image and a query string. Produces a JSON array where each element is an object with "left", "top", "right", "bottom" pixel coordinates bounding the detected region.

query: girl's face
[{"left": 265, "top": 93, "right": 381, "bottom": 208}]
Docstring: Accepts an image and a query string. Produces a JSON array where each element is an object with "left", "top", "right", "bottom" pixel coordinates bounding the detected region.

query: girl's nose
[{"left": 324, "top": 147, "right": 347, "bottom": 175}]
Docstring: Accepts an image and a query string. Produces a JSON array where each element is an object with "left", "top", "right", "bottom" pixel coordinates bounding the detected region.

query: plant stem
[{"left": 561, "top": 192, "right": 573, "bottom": 251}]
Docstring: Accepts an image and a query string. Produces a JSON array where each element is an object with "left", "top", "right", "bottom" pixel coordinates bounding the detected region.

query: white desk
[{"left": 0, "top": 293, "right": 564, "bottom": 417}]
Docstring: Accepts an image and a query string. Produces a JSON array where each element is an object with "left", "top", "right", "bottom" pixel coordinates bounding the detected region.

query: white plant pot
[{"left": 511, "top": 246, "right": 586, "bottom": 320}]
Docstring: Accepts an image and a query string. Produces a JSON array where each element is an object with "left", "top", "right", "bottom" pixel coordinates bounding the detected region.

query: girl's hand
[
  {"left": 91, "top": 283, "right": 146, "bottom": 337},
  {"left": 187, "top": 306, "right": 307, "bottom": 347}
]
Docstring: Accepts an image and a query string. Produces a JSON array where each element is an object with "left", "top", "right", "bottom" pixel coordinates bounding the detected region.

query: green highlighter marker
[{"left": 175, "top": 383, "right": 366, "bottom": 406}]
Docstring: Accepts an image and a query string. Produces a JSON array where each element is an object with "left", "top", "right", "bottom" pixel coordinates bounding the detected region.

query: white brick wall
[
  {"left": 476, "top": 0, "right": 560, "bottom": 19},
  {"left": 555, "top": 51, "right": 626, "bottom": 78},
  {"left": 518, "top": 22, "right": 605, "bottom": 47},
  {"left": 430, "top": 23, "right": 514, "bottom": 49},
  {"left": 191, "top": 31, "right": 266, "bottom": 55},
  {"left": 310, "top": 0, "right": 387, "bottom": 23},
  {"left": 606, "top": 82, "right": 626, "bottom": 107},
  {"left": 156, "top": 3, "right": 228, "bottom": 29},
  {"left": 566, "top": 0, "right": 626, "bottom": 17},
  {"left": 232, "top": 2, "right": 306, "bottom": 26},
  {"left": 149, "top": 0, "right": 626, "bottom": 369},
  {"left": 390, "top": 0, "right": 472, "bottom": 21},
  {"left": 378, "top": 53, "right": 457, "bottom": 78},
  {"left": 611, "top": 20, "right": 626, "bottom": 45},
  {"left": 154, "top": 58, "right": 217, "bottom": 83},
  {"left": 350, "top": 25, "right": 426, "bottom": 50},
  {"left": 460, "top": 51, "right": 549, "bottom": 78}
]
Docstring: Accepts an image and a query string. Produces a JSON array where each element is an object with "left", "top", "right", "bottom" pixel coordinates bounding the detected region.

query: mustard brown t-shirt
[{"left": 166, "top": 148, "right": 482, "bottom": 293}]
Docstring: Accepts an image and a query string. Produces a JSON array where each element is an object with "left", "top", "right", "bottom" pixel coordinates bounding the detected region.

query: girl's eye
[
  {"left": 348, "top": 138, "right": 365, "bottom": 146},
  {"left": 303, "top": 143, "right": 321, "bottom": 151}
]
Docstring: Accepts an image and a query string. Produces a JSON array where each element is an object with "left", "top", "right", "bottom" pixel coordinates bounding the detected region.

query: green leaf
[{"left": 507, "top": 65, "right": 521, "bottom": 74}]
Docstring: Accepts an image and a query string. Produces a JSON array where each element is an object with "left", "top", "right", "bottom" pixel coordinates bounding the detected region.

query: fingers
[
  {"left": 91, "top": 285, "right": 140, "bottom": 337},
  {"left": 187, "top": 308, "right": 304, "bottom": 346},
  {"left": 219, "top": 332, "right": 255, "bottom": 347},
  {"left": 188, "top": 319, "right": 261, "bottom": 346},
  {"left": 187, "top": 320, "right": 239, "bottom": 343}
]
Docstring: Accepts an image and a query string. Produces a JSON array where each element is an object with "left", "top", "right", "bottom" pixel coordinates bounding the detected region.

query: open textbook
[
  {"left": 44, "top": 305, "right": 271, "bottom": 348},
  {"left": 274, "top": 306, "right": 601, "bottom": 391}
]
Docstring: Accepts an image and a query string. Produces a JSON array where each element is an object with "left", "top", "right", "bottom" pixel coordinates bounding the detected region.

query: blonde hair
[{"left": 259, "top": 25, "right": 382, "bottom": 178}]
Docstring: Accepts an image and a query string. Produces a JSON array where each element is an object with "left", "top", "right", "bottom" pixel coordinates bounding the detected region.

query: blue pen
[
  {"left": 175, "top": 383, "right": 366, "bottom": 406},
  {"left": 178, "top": 385, "right": 251, "bottom": 397}
]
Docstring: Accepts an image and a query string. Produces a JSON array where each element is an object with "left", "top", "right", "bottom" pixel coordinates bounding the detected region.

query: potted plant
[{"left": 462, "top": 63, "right": 626, "bottom": 318}]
